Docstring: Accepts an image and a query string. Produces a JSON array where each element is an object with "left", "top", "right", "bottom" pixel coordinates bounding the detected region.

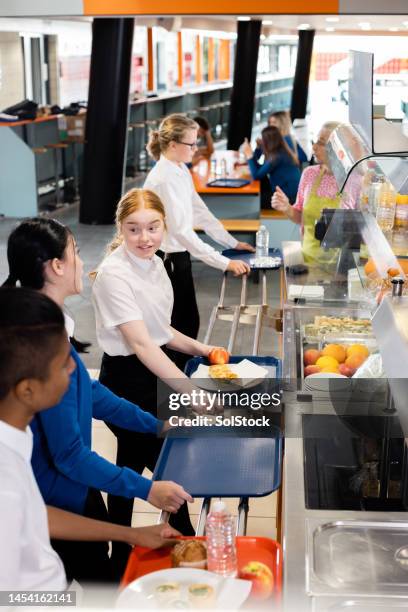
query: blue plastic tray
[
  {"left": 185, "top": 354, "right": 281, "bottom": 381},
  {"left": 222, "top": 248, "right": 282, "bottom": 270},
  {"left": 152, "top": 434, "right": 282, "bottom": 497}
]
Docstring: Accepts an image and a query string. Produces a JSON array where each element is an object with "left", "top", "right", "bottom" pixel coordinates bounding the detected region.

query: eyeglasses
[
  {"left": 312, "top": 140, "right": 327, "bottom": 147},
  {"left": 178, "top": 141, "right": 198, "bottom": 150}
]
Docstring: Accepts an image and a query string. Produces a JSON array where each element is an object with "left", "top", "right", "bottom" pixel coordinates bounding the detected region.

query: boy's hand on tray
[
  {"left": 227, "top": 259, "right": 251, "bottom": 276},
  {"left": 127, "top": 523, "right": 181, "bottom": 549},
  {"left": 235, "top": 241, "right": 256, "bottom": 253},
  {"left": 148, "top": 481, "right": 193, "bottom": 513}
]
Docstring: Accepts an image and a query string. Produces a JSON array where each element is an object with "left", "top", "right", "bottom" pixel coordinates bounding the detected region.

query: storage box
[{"left": 58, "top": 112, "right": 86, "bottom": 142}]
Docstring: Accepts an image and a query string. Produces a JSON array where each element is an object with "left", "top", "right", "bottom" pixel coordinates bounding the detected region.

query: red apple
[
  {"left": 304, "top": 349, "right": 321, "bottom": 366},
  {"left": 239, "top": 561, "right": 274, "bottom": 600},
  {"left": 304, "top": 365, "right": 322, "bottom": 377},
  {"left": 208, "top": 347, "right": 230, "bottom": 365},
  {"left": 339, "top": 363, "right": 354, "bottom": 377}
]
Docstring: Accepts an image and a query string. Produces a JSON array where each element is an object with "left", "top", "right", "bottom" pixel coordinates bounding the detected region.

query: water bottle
[
  {"left": 376, "top": 179, "right": 396, "bottom": 232},
  {"left": 206, "top": 500, "right": 237, "bottom": 577},
  {"left": 220, "top": 158, "right": 228, "bottom": 177},
  {"left": 256, "top": 225, "right": 269, "bottom": 259}
]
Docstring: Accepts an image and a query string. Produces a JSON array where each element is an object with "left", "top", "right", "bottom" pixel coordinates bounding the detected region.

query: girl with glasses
[{"left": 143, "top": 113, "right": 253, "bottom": 371}]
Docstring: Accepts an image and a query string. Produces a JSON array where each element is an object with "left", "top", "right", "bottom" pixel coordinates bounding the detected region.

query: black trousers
[
  {"left": 99, "top": 351, "right": 195, "bottom": 577},
  {"left": 51, "top": 488, "right": 116, "bottom": 585},
  {"left": 160, "top": 251, "right": 200, "bottom": 372}
]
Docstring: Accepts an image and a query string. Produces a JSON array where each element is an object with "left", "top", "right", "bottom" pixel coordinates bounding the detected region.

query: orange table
[
  {"left": 191, "top": 151, "right": 260, "bottom": 226},
  {"left": 192, "top": 151, "right": 260, "bottom": 196}
]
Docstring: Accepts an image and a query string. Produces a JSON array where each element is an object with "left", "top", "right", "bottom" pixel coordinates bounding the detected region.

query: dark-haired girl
[
  {"left": 3, "top": 218, "right": 191, "bottom": 584},
  {"left": 242, "top": 126, "right": 301, "bottom": 204}
]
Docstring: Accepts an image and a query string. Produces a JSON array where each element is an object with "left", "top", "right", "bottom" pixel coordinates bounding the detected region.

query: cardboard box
[{"left": 58, "top": 112, "right": 86, "bottom": 142}]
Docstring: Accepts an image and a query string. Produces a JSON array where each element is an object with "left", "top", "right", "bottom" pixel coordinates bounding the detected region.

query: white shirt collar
[
  {"left": 63, "top": 311, "right": 75, "bottom": 338},
  {"left": 158, "top": 154, "right": 185, "bottom": 176},
  {"left": 0, "top": 420, "right": 33, "bottom": 462},
  {"left": 124, "top": 246, "right": 156, "bottom": 271}
]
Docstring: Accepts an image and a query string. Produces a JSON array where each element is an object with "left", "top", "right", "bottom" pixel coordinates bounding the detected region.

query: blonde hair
[
  {"left": 320, "top": 121, "right": 341, "bottom": 136},
  {"left": 107, "top": 188, "right": 166, "bottom": 254},
  {"left": 89, "top": 189, "right": 166, "bottom": 280},
  {"left": 147, "top": 113, "right": 198, "bottom": 161}
]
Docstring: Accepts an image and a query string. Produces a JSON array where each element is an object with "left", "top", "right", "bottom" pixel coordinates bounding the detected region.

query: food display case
[{"left": 280, "top": 66, "right": 408, "bottom": 608}]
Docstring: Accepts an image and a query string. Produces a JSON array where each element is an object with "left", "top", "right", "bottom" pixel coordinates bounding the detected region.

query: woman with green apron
[{"left": 271, "top": 121, "right": 341, "bottom": 264}]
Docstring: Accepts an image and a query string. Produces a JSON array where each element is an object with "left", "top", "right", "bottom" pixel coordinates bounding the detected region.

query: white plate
[
  {"left": 116, "top": 568, "right": 251, "bottom": 610},
  {"left": 191, "top": 360, "right": 270, "bottom": 391}
]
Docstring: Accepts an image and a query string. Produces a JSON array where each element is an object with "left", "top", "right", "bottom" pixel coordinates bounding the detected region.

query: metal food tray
[
  {"left": 222, "top": 248, "right": 282, "bottom": 270},
  {"left": 307, "top": 519, "right": 408, "bottom": 598}
]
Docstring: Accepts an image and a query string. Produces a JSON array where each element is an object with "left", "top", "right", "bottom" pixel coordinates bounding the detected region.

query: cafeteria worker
[{"left": 271, "top": 121, "right": 341, "bottom": 263}]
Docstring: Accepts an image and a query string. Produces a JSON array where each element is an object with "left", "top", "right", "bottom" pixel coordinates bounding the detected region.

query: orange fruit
[
  {"left": 365, "top": 258, "right": 408, "bottom": 278},
  {"left": 320, "top": 366, "right": 340, "bottom": 374},
  {"left": 322, "top": 343, "right": 346, "bottom": 364},
  {"left": 345, "top": 353, "right": 367, "bottom": 371},
  {"left": 304, "top": 349, "right": 321, "bottom": 366},
  {"left": 316, "top": 355, "right": 339, "bottom": 370},
  {"left": 346, "top": 344, "right": 369, "bottom": 360}
]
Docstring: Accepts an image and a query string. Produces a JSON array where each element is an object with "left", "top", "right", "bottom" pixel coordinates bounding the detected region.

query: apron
[{"left": 302, "top": 167, "right": 341, "bottom": 264}]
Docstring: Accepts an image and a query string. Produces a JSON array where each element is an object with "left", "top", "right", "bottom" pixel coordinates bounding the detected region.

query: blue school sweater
[{"left": 31, "top": 348, "right": 158, "bottom": 514}]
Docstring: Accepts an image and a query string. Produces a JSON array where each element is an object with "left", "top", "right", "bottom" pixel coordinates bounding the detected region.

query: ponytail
[
  {"left": 146, "top": 114, "right": 198, "bottom": 161},
  {"left": 146, "top": 130, "right": 162, "bottom": 161}
]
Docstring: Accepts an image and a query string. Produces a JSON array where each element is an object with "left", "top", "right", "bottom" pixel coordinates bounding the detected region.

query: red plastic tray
[{"left": 121, "top": 536, "right": 282, "bottom": 605}]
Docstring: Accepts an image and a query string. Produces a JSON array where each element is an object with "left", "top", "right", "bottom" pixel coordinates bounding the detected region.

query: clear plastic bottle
[
  {"left": 368, "top": 175, "right": 385, "bottom": 215},
  {"left": 376, "top": 179, "right": 396, "bottom": 232},
  {"left": 206, "top": 501, "right": 237, "bottom": 577},
  {"left": 220, "top": 158, "right": 228, "bottom": 177},
  {"left": 256, "top": 225, "right": 269, "bottom": 259}
]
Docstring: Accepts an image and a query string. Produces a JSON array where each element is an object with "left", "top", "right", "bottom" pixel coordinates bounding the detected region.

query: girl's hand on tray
[
  {"left": 126, "top": 523, "right": 181, "bottom": 549},
  {"left": 235, "top": 241, "right": 256, "bottom": 253},
  {"left": 148, "top": 481, "right": 194, "bottom": 513},
  {"left": 227, "top": 259, "right": 251, "bottom": 276}
]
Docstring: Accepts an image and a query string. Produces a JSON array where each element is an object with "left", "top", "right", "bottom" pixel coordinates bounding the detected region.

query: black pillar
[
  {"left": 80, "top": 18, "right": 134, "bottom": 224},
  {"left": 290, "top": 29, "right": 315, "bottom": 121},
  {"left": 227, "top": 20, "right": 262, "bottom": 150}
]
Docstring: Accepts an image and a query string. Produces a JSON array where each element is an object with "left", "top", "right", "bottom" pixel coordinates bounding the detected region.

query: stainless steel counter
[
  {"left": 281, "top": 243, "right": 408, "bottom": 611},
  {"left": 283, "top": 430, "right": 408, "bottom": 612}
]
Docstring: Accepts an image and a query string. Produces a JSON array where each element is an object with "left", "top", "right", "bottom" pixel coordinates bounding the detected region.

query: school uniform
[
  {"left": 0, "top": 420, "right": 66, "bottom": 591},
  {"left": 30, "top": 346, "right": 159, "bottom": 583},
  {"left": 144, "top": 155, "right": 238, "bottom": 370},
  {"left": 92, "top": 244, "right": 195, "bottom": 575}
]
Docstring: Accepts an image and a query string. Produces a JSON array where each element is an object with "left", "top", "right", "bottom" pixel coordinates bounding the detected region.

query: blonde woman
[
  {"left": 271, "top": 121, "right": 341, "bottom": 263},
  {"left": 92, "top": 188, "right": 224, "bottom": 571},
  {"left": 144, "top": 113, "right": 254, "bottom": 370}
]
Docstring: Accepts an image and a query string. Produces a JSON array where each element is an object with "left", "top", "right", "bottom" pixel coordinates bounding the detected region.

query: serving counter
[{"left": 279, "top": 120, "right": 408, "bottom": 609}]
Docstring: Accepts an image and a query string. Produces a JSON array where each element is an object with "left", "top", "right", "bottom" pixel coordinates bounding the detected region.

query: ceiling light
[
  {"left": 260, "top": 34, "right": 266, "bottom": 40},
  {"left": 297, "top": 23, "right": 311, "bottom": 30},
  {"left": 389, "top": 27, "right": 399, "bottom": 32},
  {"left": 263, "top": 20, "right": 273, "bottom": 25},
  {"left": 237, "top": 16, "right": 250, "bottom": 21},
  {"left": 358, "top": 22, "right": 371, "bottom": 30},
  {"left": 325, "top": 27, "right": 335, "bottom": 32},
  {"left": 326, "top": 17, "right": 339, "bottom": 23}
]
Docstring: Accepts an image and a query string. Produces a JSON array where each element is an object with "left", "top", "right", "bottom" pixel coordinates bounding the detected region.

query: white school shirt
[
  {"left": 144, "top": 155, "right": 238, "bottom": 271},
  {"left": 0, "top": 420, "right": 66, "bottom": 591},
  {"left": 92, "top": 244, "right": 174, "bottom": 356}
]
